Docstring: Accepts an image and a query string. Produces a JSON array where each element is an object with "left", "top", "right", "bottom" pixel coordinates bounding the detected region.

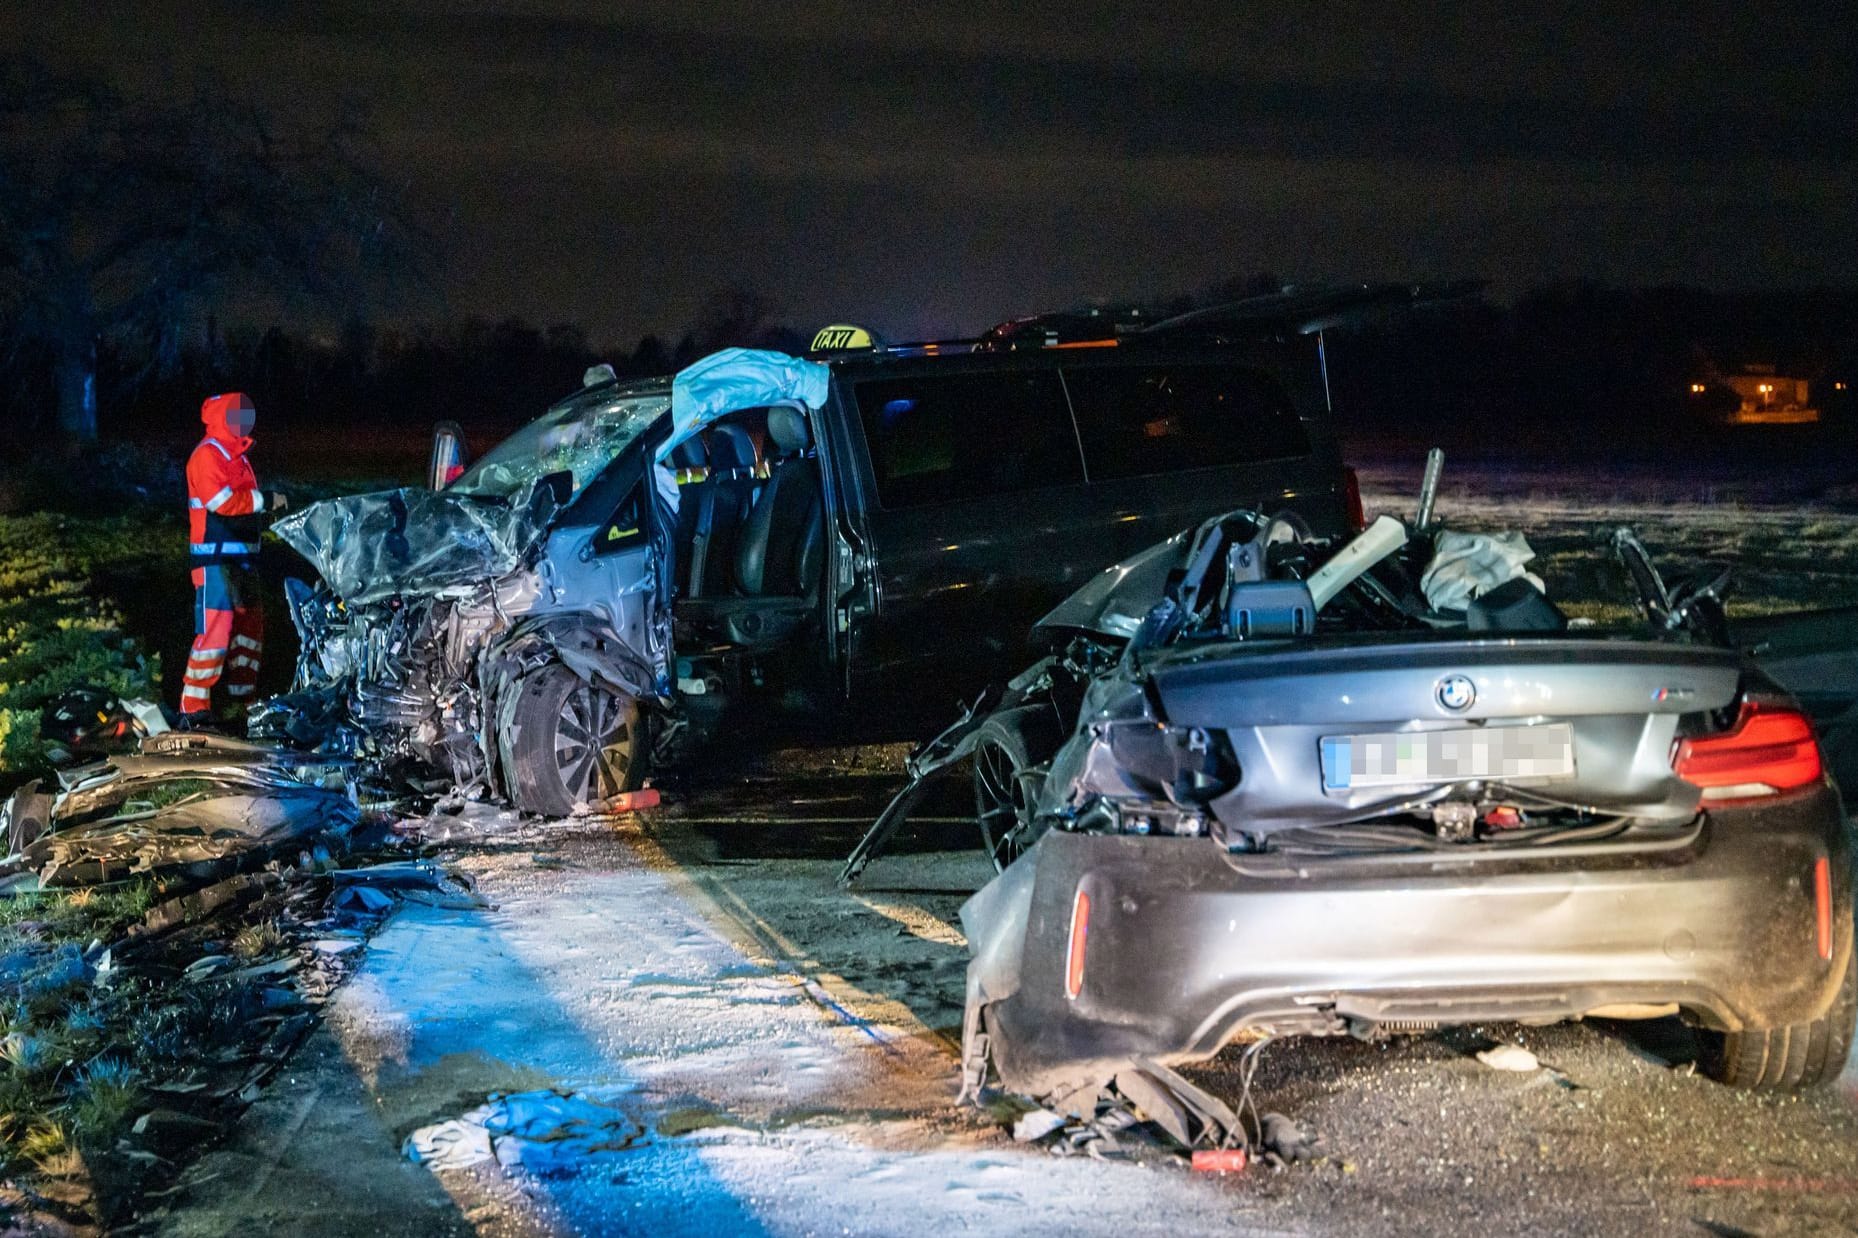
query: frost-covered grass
[
  {"left": 1360, "top": 475, "right": 1858, "bottom": 619},
  {"left": 0, "top": 512, "right": 176, "bottom": 783}
]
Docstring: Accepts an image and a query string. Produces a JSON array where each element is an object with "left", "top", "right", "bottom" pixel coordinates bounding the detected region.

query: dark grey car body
[
  {"left": 852, "top": 510, "right": 1856, "bottom": 1102},
  {"left": 969, "top": 787, "right": 1849, "bottom": 1098}
]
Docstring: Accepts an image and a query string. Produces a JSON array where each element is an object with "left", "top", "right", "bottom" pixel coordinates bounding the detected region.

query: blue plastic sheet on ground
[{"left": 405, "top": 1088, "right": 646, "bottom": 1175}]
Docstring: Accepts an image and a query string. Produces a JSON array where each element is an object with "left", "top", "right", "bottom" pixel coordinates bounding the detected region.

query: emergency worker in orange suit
[{"left": 180, "top": 393, "right": 286, "bottom": 726}]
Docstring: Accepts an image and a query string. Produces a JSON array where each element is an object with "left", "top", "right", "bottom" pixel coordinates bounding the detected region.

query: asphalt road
[{"left": 155, "top": 753, "right": 1858, "bottom": 1237}]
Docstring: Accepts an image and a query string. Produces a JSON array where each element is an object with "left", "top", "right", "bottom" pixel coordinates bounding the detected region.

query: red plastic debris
[
  {"left": 1482, "top": 805, "right": 1524, "bottom": 830},
  {"left": 1191, "top": 1148, "right": 1249, "bottom": 1174},
  {"left": 609, "top": 788, "right": 661, "bottom": 813}
]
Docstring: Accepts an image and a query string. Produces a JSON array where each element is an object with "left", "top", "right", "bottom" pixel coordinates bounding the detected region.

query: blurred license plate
[{"left": 1320, "top": 724, "right": 1575, "bottom": 791}]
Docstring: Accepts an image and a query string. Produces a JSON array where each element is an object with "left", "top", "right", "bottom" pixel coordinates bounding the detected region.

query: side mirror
[{"left": 428, "top": 421, "right": 469, "bottom": 490}]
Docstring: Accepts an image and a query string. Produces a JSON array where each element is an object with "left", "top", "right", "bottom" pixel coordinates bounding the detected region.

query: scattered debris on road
[
  {"left": 0, "top": 730, "right": 433, "bottom": 1230},
  {"left": 1476, "top": 1044, "right": 1543, "bottom": 1072},
  {"left": 406, "top": 1088, "right": 647, "bottom": 1176}
]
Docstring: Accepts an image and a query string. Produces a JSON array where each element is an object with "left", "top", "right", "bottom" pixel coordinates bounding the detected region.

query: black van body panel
[{"left": 818, "top": 339, "right": 1351, "bottom": 708}]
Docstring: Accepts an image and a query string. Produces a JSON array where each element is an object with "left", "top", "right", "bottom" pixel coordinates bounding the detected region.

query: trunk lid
[{"left": 1146, "top": 635, "right": 1742, "bottom": 830}]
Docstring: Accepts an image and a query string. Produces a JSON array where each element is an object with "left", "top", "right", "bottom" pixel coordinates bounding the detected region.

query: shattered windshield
[{"left": 449, "top": 388, "right": 670, "bottom": 500}]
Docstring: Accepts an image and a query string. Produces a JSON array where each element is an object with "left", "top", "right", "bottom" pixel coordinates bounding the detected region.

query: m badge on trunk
[{"left": 1435, "top": 675, "right": 1477, "bottom": 712}]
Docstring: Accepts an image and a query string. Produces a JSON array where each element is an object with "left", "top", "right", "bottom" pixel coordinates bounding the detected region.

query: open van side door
[{"left": 1739, "top": 606, "right": 1858, "bottom": 803}]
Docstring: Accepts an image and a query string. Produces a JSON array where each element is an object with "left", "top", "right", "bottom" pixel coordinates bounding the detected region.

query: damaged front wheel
[
  {"left": 973, "top": 722, "right": 1046, "bottom": 872},
  {"left": 504, "top": 664, "right": 644, "bottom": 816}
]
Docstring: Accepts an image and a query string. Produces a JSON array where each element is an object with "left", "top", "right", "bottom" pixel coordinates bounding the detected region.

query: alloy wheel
[
  {"left": 974, "top": 738, "right": 1037, "bottom": 872},
  {"left": 553, "top": 681, "right": 635, "bottom": 806}
]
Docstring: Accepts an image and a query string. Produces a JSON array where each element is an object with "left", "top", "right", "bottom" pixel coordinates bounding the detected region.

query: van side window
[
  {"left": 854, "top": 371, "right": 1083, "bottom": 509},
  {"left": 1063, "top": 365, "right": 1310, "bottom": 481},
  {"left": 593, "top": 478, "right": 648, "bottom": 555}
]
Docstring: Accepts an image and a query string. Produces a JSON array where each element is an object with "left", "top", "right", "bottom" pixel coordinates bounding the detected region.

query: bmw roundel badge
[{"left": 1435, "top": 675, "right": 1477, "bottom": 712}]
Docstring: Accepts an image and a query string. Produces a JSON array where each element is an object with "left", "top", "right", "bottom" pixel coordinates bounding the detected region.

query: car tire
[
  {"left": 503, "top": 663, "right": 644, "bottom": 817},
  {"left": 1704, "top": 947, "right": 1856, "bottom": 1090},
  {"left": 972, "top": 719, "right": 1047, "bottom": 872}
]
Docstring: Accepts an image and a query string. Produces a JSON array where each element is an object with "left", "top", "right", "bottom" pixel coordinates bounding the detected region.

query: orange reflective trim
[
  {"left": 1065, "top": 888, "right": 1091, "bottom": 1000},
  {"left": 1815, "top": 856, "right": 1833, "bottom": 961}
]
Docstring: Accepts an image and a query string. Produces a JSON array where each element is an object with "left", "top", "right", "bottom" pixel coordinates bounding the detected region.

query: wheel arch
[
  {"left": 479, "top": 614, "right": 666, "bottom": 802},
  {"left": 974, "top": 701, "right": 1067, "bottom": 767}
]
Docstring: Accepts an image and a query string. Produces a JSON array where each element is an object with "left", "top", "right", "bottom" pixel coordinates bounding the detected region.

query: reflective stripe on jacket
[{"left": 187, "top": 437, "right": 264, "bottom": 566}]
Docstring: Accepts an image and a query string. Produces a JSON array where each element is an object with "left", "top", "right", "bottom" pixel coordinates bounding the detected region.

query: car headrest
[
  {"left": 766, "top": 406, "right": 810, "bottom": 456},
  {"left": 708, "top": 423, "right": 758, "bottom": 472},
  {"left": 670, "top": 437, "right": 706, "bottom": 470}
]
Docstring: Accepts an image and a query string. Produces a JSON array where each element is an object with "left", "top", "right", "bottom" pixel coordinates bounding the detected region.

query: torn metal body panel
[
  {"left": 264, "top": 353, "right": 836, "bottom": 811},
  {"left": 0, "top": 734, "right": 358, "bottom": 888},
  {"left": 870, "top": 488, "right": 1857, "bottom": 1102},
  {"left": 1733, "top": 604, "right": 1858, "bottom": 795},
  {"left": 270, "top": 483, "right": 559, "bottom": 608}
]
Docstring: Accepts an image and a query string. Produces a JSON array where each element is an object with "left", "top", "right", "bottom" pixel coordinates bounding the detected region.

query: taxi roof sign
[{"left": 810, "top": 323, "right": 881, "bottom": 353}]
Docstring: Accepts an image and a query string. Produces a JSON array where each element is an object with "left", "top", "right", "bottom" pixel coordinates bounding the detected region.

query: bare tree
[
  {"left": 690, "top": 284, "right": 805, "bottom": 355},
  {"left": 0, "top": 59, "right": 416, "bottom": 442}
]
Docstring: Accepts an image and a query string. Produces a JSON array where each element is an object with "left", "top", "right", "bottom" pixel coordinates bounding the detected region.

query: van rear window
[
  {"left": 854, "top": 371, "right": 1083, "bottom": 509},
  {"left": 1063, "top": 364, "right": 1308, "bottom": 481}
]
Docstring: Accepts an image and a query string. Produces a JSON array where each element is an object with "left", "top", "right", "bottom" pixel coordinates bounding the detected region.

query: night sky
[{"left": 10, "top": 2, "right": 1857, "bottom": 345}]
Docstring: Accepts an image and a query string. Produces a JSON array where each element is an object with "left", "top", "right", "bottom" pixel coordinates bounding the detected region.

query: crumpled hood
[{"left": 274, "top": 484, "right": 552, "bottom": 605}]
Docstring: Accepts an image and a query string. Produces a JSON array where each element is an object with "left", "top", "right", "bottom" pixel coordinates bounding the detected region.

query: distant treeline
[{"left": 1, "top": 282, "right": 1854, "bottom": 463}]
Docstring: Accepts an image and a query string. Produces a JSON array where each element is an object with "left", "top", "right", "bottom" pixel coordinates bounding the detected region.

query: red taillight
[
  {"left": 1814, "top": 857, "right": 1833, "bottom": 961},
  {"left": 1064, "top": 888, "right": 1090, "bottom": 1000},
  {"left": 1672, "top": 701, "right": 1823, "bottom": 803},
  {"left": 1342, "top": 466, "right": 1366, "bottom": 531}
]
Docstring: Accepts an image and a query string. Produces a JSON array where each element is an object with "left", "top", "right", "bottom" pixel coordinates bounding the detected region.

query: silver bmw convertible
[{"left": 849, "top": 498, "right": 1855, "bottom": 1109}]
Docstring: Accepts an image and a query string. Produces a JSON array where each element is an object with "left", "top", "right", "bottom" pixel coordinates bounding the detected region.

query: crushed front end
[
  {"left": 255, "top": 376, "right": 679, "bottom": 808},
  {"left": 258, "top": 573, "right": 542, "bottom": 794}
]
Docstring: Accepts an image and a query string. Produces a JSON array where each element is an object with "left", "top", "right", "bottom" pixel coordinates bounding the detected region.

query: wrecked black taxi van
[
  {"left": 849, "top": 493, "right": 1855, "bottom": 1105},
  {"left": 264, "top": 304, "right": 1366, "bottom": 813}
]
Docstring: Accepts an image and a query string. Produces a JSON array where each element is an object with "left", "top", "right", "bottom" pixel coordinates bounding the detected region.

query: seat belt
[{"left": 688, "top": 484, "right": 718, "bottom": 597}]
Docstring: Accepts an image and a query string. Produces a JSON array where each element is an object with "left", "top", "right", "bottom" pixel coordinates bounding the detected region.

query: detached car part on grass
[
  {"left": 0, "top": 731, "right": 358, "bottom": 891},
  {"left": 851, "top": 477, "right": 1856, "bottom": 1111}
]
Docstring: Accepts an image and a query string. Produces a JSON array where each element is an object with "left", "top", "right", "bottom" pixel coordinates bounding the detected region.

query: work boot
[{"left": 175, "top": 711, "right": 223, "bottom": 735}]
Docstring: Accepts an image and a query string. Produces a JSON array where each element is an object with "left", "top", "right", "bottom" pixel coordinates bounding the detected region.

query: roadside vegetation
[
  {"left": 0, "top": 880, "right": 155, "bottom": 1192},
  {"left": 0, "top": 511, "right": 177, "bottom": 784},
  {"left": 1359, "top": 475, "right": 1858, "bottom": 623}
]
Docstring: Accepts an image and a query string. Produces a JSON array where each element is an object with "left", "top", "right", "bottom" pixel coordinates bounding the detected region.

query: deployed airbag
[
  {"left": 1421, "top": 530, "right": 1545, "bottom": 613},
  {"left": 667, "top": 348, "right": 830, "bottom": 452}
]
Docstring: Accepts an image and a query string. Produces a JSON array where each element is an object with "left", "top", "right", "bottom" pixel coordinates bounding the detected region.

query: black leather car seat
[
  {"left": 736, "top": 406, "right": 823, "bottom": 597},
  {"left": 684, "top": 423, "right": 759, "bottom": 597}
]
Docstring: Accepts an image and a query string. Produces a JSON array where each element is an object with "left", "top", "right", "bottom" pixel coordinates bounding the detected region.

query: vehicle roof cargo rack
[{"left": 1142, "top": 281, "right": 1486, "bottom": 341}]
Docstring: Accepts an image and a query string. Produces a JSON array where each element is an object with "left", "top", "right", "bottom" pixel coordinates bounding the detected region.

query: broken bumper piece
[
  {"left": 962, "top": 790, "right": 1854, "bottom": 1101},
  {"left": 0, "top": 732, "right": 358, "bottom": 888}
]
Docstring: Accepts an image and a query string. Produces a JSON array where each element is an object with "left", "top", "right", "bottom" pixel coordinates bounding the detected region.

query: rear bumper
[{"left": 964, "top": 786, "right": 1854, "bottom": 1097}]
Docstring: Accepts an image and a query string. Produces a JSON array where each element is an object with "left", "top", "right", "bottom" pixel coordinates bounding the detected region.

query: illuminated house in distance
[{"left": 1690, "top": 361, "right": 1820, "bottom": 426}]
